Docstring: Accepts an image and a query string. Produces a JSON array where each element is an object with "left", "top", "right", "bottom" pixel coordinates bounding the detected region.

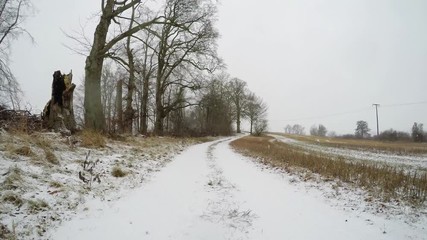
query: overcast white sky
[{"left": 10, "top": 0, "right": 427, "bottom": 135}]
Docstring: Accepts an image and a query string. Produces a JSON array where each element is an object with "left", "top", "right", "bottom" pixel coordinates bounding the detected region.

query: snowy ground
[
  {"left": 269, "top": 134, "right": 427, "bottom": 173},
  {"left": 50, "top": 137, "right": 427, "bottom": 240},
  {"left": 0, "top": 130, "right": 200, "bottom": 239}
]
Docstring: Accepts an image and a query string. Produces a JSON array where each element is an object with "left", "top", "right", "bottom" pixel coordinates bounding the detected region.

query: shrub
[
  {"left": 378, "top": 129, "right": 411, "bottom": 141},
  {"left": 111, "top": 166, "right": 127, "bottom": 178}
]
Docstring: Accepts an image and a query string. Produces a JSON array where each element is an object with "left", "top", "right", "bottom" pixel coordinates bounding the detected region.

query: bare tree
[
  {"left": 310, "top": 124, "right": 327, "bottom": 137},
  {"left": 355, "top": 120, "right": 370, "bottom": 138},
  {"left": 253, "top": 119, "right": 268, "bottom": 136},
  {"left": 152, "top": 0, "right": 220, "bottom": 135},
  {"left": 135, "top": 31, "right": 157, "bottom": 135},
  {"left": 245, "top": 92, "right": 267, "bottom": 135},
  {"left": 291, "top": 124, "right": 305, "bottom": 135},
  {"left": 412, "top": 122, "right": 424, "bottom": 142},
  {"left": 198, "top": 74, "right": 233, "bottom": 136},
  {"left": 83, "top": 0, "right": 164, "bottom": 131},
  {"left": 229, "top": 78, "right": 246, "bottom": 133},
  {"left": 0, "top": 0, "right": 31, "bottom": 108}
]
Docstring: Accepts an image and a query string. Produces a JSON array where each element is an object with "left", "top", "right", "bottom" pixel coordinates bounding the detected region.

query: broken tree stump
[{"left": 42, "top": 70, "right": 76, "bottom": 134}]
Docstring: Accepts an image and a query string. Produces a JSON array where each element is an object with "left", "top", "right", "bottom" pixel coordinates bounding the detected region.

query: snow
[
  {"left": 0, "top": 131, "right": 196, "bottom": 239},
  {"left": 50, "top": 137, "right": 427, "bottom": 240},
  {"left": 269, "top": 134, "right": 427, "bottom": 173}
]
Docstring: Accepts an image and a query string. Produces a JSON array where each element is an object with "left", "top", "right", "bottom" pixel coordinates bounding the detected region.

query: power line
[
  {"left": 381, "top": 100, "right": 427, "bottom": 108},
  {"left": 270, "top": 107, "right": 371, "bottom": 122},
  {"left": 270, "top": 100, "right": 427, "bottom": 123}
]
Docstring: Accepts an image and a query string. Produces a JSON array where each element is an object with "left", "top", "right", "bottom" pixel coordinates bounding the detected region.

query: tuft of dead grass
[
  {"left": 12, "top": 146, "right": 33, "bottom": 156},
  {"left": 0, "top": 222, "right": 15, "bottom": 240},
  {"left": 1, "top": 191, "right": 24, "bottom": 206},
  {"left": 27, "top": 199, "right": 50, "bottom": 213},
  {"left": 79, "top": 130, "right": 106, "bottom": 148},
  {"left": 111, "top": 166, "right": 127, "bottom": 178},
  {"left": 44, "top": 149, "right": 59, "bottom": 165},
  {"left": 231, "top": 136, "right": 427, "bottom": 205},
  {"left": 2, "top": 167, "right": 24, "bottom": 190},
  {"left": 49, "top": 181, "right": 63, "bottom": 188}
]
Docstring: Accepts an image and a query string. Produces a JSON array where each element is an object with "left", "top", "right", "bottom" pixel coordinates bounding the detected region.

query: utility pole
[{"left": 372, "top": 103, "right": 380, "bottom": 136}]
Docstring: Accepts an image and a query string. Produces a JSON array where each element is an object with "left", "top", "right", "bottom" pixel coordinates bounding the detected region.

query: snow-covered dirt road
[{"left": 50, "top": 138, "right": 427, "bottom": 240}]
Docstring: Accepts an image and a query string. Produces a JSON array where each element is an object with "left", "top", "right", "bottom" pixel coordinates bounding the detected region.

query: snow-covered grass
[
  {"left": 231, "top": 135, "right": 427, "bottom": 208},
  {"left": 0, "top": 130, "right": 204, "bottom": 239},
  {"left": 277, "top": 133, "right": 427, "bottom": 155},
  {"left": 270, "top": 134, "right": 427, "bottom": 174}
]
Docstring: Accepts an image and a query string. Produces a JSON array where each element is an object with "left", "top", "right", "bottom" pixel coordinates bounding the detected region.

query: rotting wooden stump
[{"left": 42, "top": 70, "right": 76, "bottom": 134}]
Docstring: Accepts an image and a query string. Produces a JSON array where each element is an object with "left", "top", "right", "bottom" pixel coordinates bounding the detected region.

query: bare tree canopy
[
  {"left": 83, "top": 0, "right": 165, "bottom": 132},
  {"left": 152, "top": 0, "right": 221, "bottom": 135},
  {"left": 0, "top": 0, "right": 32, "bottom": 109}
]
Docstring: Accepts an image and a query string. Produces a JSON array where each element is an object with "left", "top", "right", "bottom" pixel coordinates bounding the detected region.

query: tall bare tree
[
  {"left": 245, "top": 92, "right": 267, "bottom": 135},
  {"left": 152, "top": 0, "right": 220, "bottom": 135},
  {"left": 228, "top": 78, "right": 246, "bottom": 133},
  {"left": 84, "top": 0, "right": 163, "bottom": 131},
  {"left": 198, "top": 75, "right": 233, "bottom": 135}
]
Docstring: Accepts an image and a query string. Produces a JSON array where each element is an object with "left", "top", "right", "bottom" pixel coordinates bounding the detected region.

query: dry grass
[
  {"left": 0, "top": 222, "right": 15, "bottom": 240},
  {"left": 2, "top": 167, "right": 24, "bottom": 191},
  {"left": 79, "top": 130, "right": 106, "bottom": 148},
  {"left": 111, "top": 166, "right": 127, "bottom": 178},
  {"left": 12, "top": 146, "right": 33, "bottom": 156},
  {"left": 44, "top": 149, "right": 59, "bottom": 165},
  {"left": 275, "top": 133, "right": 427, "bottom": 155},
  {"left": 49, "top": 181, "right": 63, "bottom": 188},
  {"left": 27, "top": 199, "right": 49, "bottom": 213},
  {"left": 1, "top": 191, "right": 24, "bottom": 206},
  {"left": 231, "top": 136, "right": 427, "bottom": 204}
]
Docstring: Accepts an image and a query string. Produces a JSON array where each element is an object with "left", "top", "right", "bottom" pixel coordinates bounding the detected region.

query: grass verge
[{"left": 231, "top": 136, "right": 427, "bottom": 205}]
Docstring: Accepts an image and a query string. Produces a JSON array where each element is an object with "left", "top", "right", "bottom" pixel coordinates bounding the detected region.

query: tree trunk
[
  {"left": 154, "top": 88, "right": 164, "bottom": 135},
  {"left": 124, "top": 64, "right": 135, "bottom": 134},
  {"left": 115, "top": 79, "right": 123, "bottom": 133},
  {"left": 236, "top": 110, "right": 241, "bottom": 133},
  {"left": 123, "top": 6, "right": 136, "bottom": 134},
  {"left": 83, "top": 0, "right": 115, "bottom": 132},
  {"left": 141, "top": 74, "right": 149, "bottom": 135}
]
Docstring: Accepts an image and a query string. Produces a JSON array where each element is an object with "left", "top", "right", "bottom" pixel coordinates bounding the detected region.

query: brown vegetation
[
  {"left": 79, "top": 130, "right": 106, "bottom": 148},
  {"left": 277, "top": 133, "right": 427, "bottom": 155},
  {"left": 111, "top": 166, "right": 127, "bottom": 178},
  {"left": 231, "top": 136, "right": 427, "bottom": 205}
]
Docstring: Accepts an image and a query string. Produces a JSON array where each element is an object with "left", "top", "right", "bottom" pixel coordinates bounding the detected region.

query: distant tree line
[{"left": 284, "top": 121, "right": 426, "bottom": 143}]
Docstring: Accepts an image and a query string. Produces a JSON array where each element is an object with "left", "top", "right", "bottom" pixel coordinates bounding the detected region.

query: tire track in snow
[{"left": 202, "top": 139, "right": 257, "bottom": 236}]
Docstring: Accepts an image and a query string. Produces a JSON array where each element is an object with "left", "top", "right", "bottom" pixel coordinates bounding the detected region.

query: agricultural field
[{"left": 270, "top": 133, "right": 427, "bottom": 174}]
